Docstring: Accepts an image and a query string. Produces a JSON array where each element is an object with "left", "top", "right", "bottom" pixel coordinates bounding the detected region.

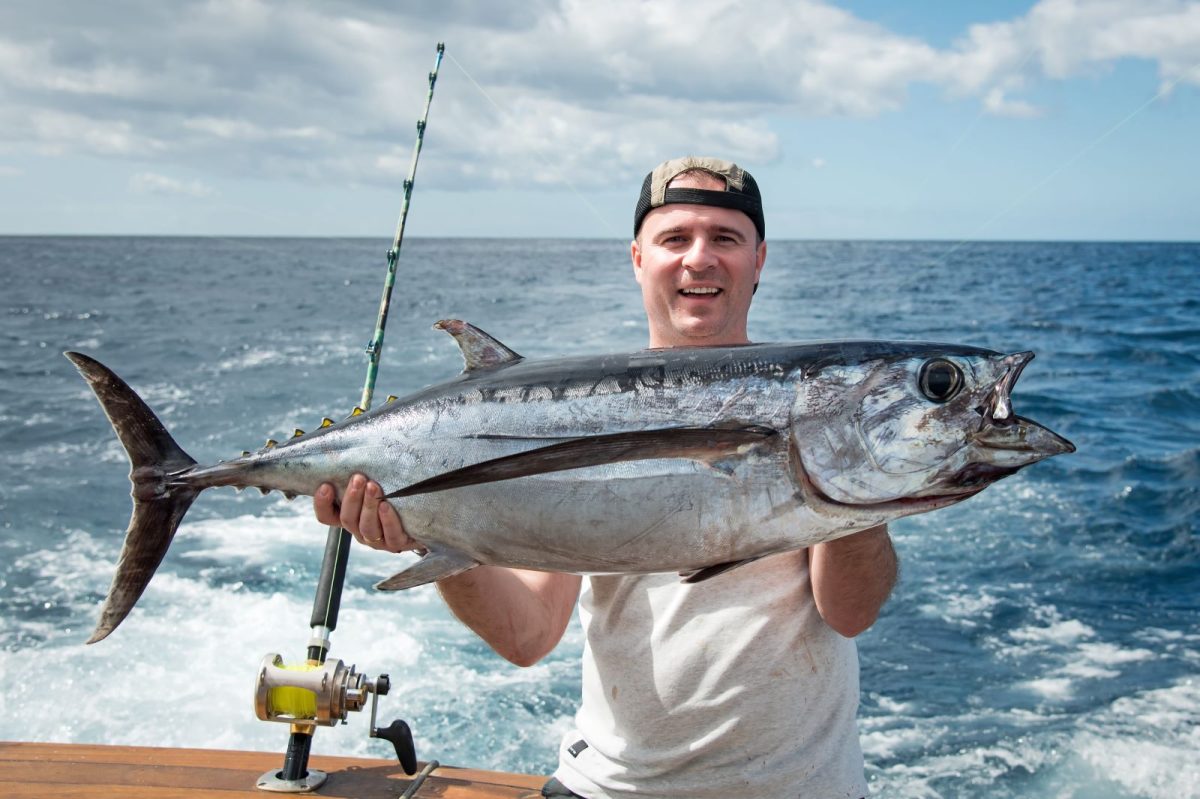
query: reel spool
[{"left": 254, "top": 653, "right": 417, "bottom": 792}]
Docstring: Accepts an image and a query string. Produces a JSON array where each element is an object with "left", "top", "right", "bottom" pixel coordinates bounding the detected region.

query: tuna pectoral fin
[
  {"left": 374, "top": 546, "right": 479, "bottom": 591},
  {"left": 65, "top": 352, "right": 199, "bottom": 644},
  {"left": 387, "top": 426, "right": 776, "bottom": 499}
]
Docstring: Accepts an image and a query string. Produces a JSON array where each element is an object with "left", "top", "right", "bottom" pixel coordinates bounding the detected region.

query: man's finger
[
  {"left": 340, "top": 474, "right": 367, "bottom": 537},
  {"left": 378, "top": 501, "right": 410, "bottom": 552},
  {"left": 313, "top": 483, "right": 339, "bottom": 526},
  {"left": 358, "top": 480, "right": 386, "bottom": 547}
]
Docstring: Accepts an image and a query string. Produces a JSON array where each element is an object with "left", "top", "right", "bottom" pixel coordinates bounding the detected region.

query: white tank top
[{"left": 553, "top": 549, "right": 868, "bottom": 798}]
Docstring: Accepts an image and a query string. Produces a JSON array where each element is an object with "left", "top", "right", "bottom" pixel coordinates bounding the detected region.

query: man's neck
[{"left": 647, "top": 331, "right": 751, "bottom": 349}]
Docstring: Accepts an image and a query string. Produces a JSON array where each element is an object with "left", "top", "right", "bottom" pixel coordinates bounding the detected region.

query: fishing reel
[{"left": 254, "top": 653, "right": 417, "bottom": 791}]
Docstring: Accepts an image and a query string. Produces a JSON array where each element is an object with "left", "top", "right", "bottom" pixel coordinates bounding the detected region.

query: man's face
[{"left": 631, "top": 173, "right": 767, "bottom": 348}]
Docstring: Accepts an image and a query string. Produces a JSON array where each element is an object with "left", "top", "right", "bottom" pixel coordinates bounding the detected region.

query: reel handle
[{"left": 373, "top": 718, "right": 417, "bottom": 775}]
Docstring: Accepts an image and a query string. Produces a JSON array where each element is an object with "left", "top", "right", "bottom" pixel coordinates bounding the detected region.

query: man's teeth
[{"left": 681, "top": 287, "right": 720, "bottom": 295}]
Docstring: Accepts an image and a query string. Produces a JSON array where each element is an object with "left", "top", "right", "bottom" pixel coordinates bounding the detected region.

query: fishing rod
[{"left": 254, "top": 42, "right": 444, "bottom": 794}]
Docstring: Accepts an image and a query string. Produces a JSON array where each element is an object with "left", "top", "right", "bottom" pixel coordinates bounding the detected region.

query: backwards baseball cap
[{"left": 633, "top": 156, "right": 765, "bottom": 240}]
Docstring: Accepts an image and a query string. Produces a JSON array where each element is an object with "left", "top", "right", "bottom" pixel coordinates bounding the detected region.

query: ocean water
[{"left": 0, "top": 236, "right": 1196, "bottom": 797}]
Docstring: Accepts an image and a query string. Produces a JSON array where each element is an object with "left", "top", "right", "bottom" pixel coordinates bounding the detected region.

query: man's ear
[
  {"left": 631, "top": 238, "right": 643, "bottom": 285},
  {"left": 752, "top": 240, "right": 766, "bottom": 293}
]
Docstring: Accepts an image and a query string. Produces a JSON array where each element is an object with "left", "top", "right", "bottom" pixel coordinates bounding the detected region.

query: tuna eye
[{"left": 918, "top": 359, "right": 963, "bottom": 403}]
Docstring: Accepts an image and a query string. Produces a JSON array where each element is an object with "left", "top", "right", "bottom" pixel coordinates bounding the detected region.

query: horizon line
[{"left": 1, "top": 233, "right": 1197, "bottom": 245}]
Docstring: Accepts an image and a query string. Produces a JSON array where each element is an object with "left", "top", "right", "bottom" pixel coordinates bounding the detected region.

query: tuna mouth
[
  {"left": 969, "top": 351, "right": 1075, "bottom": 462},
  {"left": 977, "top": 351, "right": 1032, "bottom": 428}
]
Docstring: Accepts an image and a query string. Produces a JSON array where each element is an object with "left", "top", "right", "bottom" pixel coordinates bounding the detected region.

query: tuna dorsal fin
[
  {"left": 434, "top": 319, "right": 523, "bottom": 372},
  {"left": 387, "top": 425, "right": 776, "bottom": 499}
]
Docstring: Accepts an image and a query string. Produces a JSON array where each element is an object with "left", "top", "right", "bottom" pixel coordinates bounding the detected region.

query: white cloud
[
  {"left": 0, "top": 165, "right": 21, "bottom": 177},
  {"left": 463, "top": 0, "right": 942, "bottom": 114},
  {"left": 942, "top": 0, "right": 1200, "bottom": 99},
  {"left": 22, "top": 110, "right": 167, "bottom": 156},
  {"left": 983, "top": 87, "right": 1043, "bottom": 118},
  {"left": 129, "top": 172, "right": 215, "bottom": 198},
  {"left": 182, "top": 117, "right": 332, "bottom": 143},
  {"left": 0, "top": 38, "right": 150, "bottom": 97},
  {"left": 811, "top": 158, "right": 827, "bottom": 169},
  {"left": 0, "top": 0, "right": 1195, "bottom": 191}
]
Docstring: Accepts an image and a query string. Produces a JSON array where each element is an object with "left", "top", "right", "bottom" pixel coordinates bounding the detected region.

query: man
[{"left": 315, "top": 156, "right": 897, "bottom": 798}]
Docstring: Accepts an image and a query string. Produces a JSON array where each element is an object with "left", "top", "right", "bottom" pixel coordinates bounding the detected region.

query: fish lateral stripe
[{"left": 387, "top": 425, "right": 777, "bottom": 499}]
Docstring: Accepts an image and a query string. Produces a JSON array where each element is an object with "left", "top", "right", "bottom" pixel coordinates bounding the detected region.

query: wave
[
  {"left": 863, "top": 678, "right": 1200, "bottom": 798},
  {"left": 0, "top": 501, "right": 583, "bottom": 774}
]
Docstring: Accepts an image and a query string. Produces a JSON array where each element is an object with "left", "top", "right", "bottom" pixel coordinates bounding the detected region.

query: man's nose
[{"left": 682, "top": 238, "right": 716, "bottom": 270}]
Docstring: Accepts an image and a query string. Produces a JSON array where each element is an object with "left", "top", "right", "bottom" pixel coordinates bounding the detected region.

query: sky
[{"left": 0, "top": 0, "right": 1197, "bottom": 241}]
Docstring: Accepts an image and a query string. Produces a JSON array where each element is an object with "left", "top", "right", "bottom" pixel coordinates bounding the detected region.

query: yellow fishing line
[{"left": 267, "top": 663, "right": 319, "bottom": 719}]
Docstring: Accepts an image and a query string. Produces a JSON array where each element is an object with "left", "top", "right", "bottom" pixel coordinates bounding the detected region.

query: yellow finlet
[
  {"left": 320, "top": 417, "right": 334, "bottom": 428},
  {"left": 291, "top": 429, "right": 305, "bottom": 439},
  {"left": 350, "top": 406, "right": 365, "bottom": 417},
  {"left": 264, "top": 439, "right": 278, "bottom": 449},
  {"left": 386, "top": 395, "right": 398, "bottom": 403}
]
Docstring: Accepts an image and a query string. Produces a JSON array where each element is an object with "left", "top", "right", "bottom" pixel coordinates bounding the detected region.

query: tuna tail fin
[{"left": 65, "top": 352, "right": 199, "bottom": 644}]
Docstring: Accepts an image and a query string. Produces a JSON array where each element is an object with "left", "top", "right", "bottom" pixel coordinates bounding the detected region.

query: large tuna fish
[{"left": 68, "top": 319, "right": 1074, "bottom": 643}]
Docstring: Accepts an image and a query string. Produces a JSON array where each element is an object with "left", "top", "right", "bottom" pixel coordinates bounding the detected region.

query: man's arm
[
  {"left": 314, "top": 476, "right": 580, "bottom": 667},
  {"left": 809, "top": 524, "right": 897, "bottom": 638},
  {"left": 437, "top": 567, "right": 581, "bottom": 667}
]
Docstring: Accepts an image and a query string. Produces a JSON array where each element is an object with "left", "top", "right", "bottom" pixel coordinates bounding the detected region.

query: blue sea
[{"left": 0, "top": 236, "right": 1196, "bottom": 797}]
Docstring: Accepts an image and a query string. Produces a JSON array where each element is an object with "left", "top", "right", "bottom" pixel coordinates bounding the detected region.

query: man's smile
[{"left": 679, "top": 286, "right": 723, "bottom": 297}]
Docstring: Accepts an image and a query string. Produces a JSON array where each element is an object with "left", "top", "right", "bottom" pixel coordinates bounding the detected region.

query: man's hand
[
  {"left": 314, "top": 473, "right": 580, "bottom": 667},
  {"left": 313, "top": 474, "right": 415, "bottom": 554}
]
